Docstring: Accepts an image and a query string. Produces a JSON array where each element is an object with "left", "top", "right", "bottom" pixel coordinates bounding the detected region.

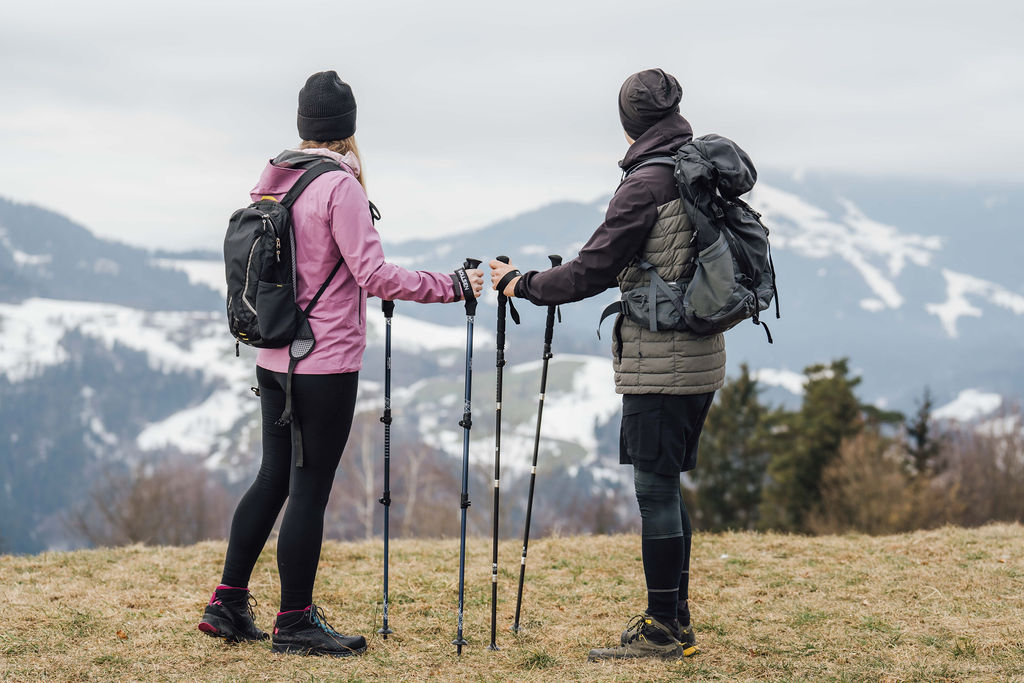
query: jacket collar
[
  {"left": 272, "top": 148, "right": 360, "bottom": 177},
  {"left": 619, "top": 114, "right": 694, "bottom": 170}
]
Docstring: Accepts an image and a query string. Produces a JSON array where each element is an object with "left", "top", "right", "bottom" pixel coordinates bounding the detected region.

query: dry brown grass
[{"left": 2, "top": 525, "right": 1023, "bottom": 682}]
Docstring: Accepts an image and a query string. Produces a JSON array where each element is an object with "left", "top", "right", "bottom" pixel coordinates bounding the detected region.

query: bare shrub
[
  {"left": 70, "top": 459, "right": 231, "bottom": 547},
  {"left": 324, "top": 411, "right": 467, "bottom": 541},
  {"left": 932, "top": 409, "right": 1024, "bottom": 527},
  {"left": 807, "top": 431, "right": 920, "bottom": 535},
  {"left": 807, "top": 408, "right": 1024, "bottom": 535}
]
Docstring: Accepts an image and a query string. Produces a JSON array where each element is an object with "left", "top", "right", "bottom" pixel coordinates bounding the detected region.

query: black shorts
[{"left": 619, "top": 392, "right": 716, "bottom": 476}]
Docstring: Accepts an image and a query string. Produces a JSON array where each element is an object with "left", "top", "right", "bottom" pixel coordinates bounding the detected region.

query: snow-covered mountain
[
  {"left": 1, "top": 174, "right": 1022, "bottom": 553},
  {"left": 384, "top": 172, "right": 1024, "bottom": 410}
]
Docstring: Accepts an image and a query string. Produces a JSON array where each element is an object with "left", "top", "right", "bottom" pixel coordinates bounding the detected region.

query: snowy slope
[{"left": 2, "top": 173, "right": 1023, "bottom": 551}]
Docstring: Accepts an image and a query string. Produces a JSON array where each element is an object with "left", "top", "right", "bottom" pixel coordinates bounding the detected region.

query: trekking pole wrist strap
[
  {"left": 454, "top": 267, "right": 474, "bottom": 301},
  {"left": 497, "top": 270, "right": 521, "bottom": 296}
]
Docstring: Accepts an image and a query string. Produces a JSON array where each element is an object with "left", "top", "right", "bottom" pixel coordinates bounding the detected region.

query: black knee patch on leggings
[{"left": 634, "top": 468, "right": 684, "bottom": 539}]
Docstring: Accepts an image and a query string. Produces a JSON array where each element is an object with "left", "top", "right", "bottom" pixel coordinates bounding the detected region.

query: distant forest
[{"left": 59, "top": 357, "right": 1023, "bottom": 551}]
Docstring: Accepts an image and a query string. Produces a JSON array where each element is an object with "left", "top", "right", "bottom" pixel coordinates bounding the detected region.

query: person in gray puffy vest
[{"left": 489, "top": 67, "right": 724, "bottom": 661}]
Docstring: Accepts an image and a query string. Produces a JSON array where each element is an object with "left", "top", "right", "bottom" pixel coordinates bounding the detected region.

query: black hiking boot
[
  {"left": 589, "top": 614, "right": 686, "bottom": 661},
  {"left": 198, "top": 587, "right": 269, "bottom": 642},
  {"left": 271, "top": 604, "right": 367, "bottom": 657},
  {"left": 619, "top": 613, "right": 699, "bottom": 656}
]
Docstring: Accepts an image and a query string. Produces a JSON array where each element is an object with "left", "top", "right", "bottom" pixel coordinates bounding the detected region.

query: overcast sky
[{"left": 1, "top": 0, "right": 1021, "bottom": 251}]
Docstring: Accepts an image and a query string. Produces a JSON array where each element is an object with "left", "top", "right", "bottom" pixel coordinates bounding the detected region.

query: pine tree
[
  {"left": 759, "top": 359, "right": 864, "bottom": 531},
  {"left": 690, "top": 364, "right": 775, "bottom": 531},
  {"left": 905, "top": 387, "right": 942, "bottom": 477}
]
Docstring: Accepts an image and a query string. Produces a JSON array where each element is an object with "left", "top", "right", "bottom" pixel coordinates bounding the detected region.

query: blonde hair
[{"left": 299, "top": 136, "right": 366, "bottom": 190}]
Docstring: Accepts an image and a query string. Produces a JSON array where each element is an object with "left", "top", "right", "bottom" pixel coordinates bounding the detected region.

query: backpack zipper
[
  {"left": 241, "top": 237, "right": 261, "bottom": 315},
  {"left": 242, "top": 214, "right": 278, "bottom": 315},
  {"left": 260, "top": 213, "right": 282, "bottom": 263}
]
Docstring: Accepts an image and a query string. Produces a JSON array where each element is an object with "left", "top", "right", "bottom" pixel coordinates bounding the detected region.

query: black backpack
[
  {"left": 599, "top": 135, "right": 780, "bottom": 343},
  {"left": 224, "top": 160, "right": 378, "bottom": 467},
  {"left": 224, "top": 161, "right": 344, "bottom": 354}
]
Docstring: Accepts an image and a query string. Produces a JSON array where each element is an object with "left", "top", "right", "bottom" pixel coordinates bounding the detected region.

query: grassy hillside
[{"left": 2, "top": 525, "right": 1022, "bottom": 681}]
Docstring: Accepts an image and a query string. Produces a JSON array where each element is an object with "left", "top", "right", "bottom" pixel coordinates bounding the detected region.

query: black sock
[
  {"left": 678, "top": 531, "right": 692, "bottom": 626},
  {"left": 641, "top": 535, "right": 683, "bottom": 625},
  {"left": 677, "top": 600, "right": 690, "bottom": 628}
]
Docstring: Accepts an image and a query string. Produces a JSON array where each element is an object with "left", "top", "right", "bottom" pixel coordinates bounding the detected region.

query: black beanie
[
  {"left": 297, "top": 71, "right": 357, "bottom": 141},
  {"left": 618, "top": 68, "right": 683, "bottom": 140}
]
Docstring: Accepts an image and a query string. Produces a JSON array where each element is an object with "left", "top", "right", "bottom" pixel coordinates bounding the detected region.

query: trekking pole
[
  {"left": 453, "top": 258, "right": 481, "bottom": 656},
  {"left": 489, "top": 255, "right": 520, "bottom": 651},
  {"left": 378, "top": 299, "right": 395, "bottom": 639},
  {"left": 512, "top": 254, "right": 562, "bottom": 634}
]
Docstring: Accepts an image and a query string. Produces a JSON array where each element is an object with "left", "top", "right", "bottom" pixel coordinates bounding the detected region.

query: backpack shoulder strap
[
  {"left": 622, "top": 155, "right": 676, "bottom": 181},
  {"left": 280, "top": 161, "right": 344, "bottom": 208}
]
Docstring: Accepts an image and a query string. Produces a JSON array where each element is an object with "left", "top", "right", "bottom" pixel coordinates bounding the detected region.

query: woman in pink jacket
[{"left": 198, "top": 71, "right": 483, "bottom": 657}]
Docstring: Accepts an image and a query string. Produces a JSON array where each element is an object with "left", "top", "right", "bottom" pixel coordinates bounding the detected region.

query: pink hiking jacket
[{"left": 253, "top": 148, "right": 458, "bottom": 374}]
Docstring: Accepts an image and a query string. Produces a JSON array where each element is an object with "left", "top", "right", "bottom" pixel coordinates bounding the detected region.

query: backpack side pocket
[{"left": 255, "top": 280, "right": 299, "bottom": 346}]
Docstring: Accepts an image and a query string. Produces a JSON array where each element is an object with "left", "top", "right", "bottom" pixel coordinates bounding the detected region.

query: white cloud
[
  {"left": 934, "top": 389, "right": 1003, "bottom": 422},
  {"left": 1, "top": 0, "right": 1022, "bottom": 249}
]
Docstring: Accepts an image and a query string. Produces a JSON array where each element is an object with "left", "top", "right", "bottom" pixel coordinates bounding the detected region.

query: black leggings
[
  {"left": 220, "top": 366, "right": 358, "bottom": 611},
  {"left": 633, "top": 466, "right": 693, "bottom": 624}
]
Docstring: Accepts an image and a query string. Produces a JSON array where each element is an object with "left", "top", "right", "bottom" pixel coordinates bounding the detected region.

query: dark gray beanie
[
  {"left": 618, "top": 68, "right": 682, "bottom": 139},
  {"left": 297, "top": 71, "right": 357, "bottom": 141}
]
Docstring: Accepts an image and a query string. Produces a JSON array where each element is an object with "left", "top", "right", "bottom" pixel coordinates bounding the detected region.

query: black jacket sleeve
[{"left": 514, "top": 178, "right": 658, "bottom": 306}]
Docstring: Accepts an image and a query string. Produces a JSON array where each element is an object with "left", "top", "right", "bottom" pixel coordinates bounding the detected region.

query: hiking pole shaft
[
  {"left": 379, "top": 299, "right": 395, "bottom": 638},
  {"left": 512, "top": 254, "right": 561, "bottom": 634},
  {"left": 488, "top": 255, "right": 512, "bottom": 651},
  {"left": 454, "top": 258, "right": 480, "bottom": 656}
]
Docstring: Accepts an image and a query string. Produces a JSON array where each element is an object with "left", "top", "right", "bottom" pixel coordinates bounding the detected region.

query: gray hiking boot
[
  {"left": 619, "top": 614, "right": 700, "bottom": 656},
  {"left": 588, "top": 614, "right": 686, "bottom": 661}
]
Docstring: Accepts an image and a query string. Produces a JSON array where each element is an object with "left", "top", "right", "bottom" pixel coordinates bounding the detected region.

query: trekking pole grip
[
  {"left": 543, "top": 255, "right": 562, "bottom": 348},
  {"left": 463, "top": 258, "right": 481, "bottom": 316},
  {"left": 382, "top": 299, "right": 395, "bottom": 318},
  {"left": 495, "top": 255, "right": 510, "bottom": 342}
]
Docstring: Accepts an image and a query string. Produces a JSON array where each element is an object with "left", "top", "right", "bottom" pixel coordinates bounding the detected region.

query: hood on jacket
[
  {"left": 619, "top": 113, "right": 694, "bottom": 170},
  {"left": 251, "top": 148, "right": 359, "bottom": 199}
]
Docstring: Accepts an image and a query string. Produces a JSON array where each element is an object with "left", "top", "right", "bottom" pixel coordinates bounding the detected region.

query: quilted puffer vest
[{"left": 612, "top": 196, "right": 726, "bottom": 395}]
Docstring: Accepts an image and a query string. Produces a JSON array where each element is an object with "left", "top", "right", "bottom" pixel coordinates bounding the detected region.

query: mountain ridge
[{"left": 1, "top": 174, "right": 1022, "bottom": 553}]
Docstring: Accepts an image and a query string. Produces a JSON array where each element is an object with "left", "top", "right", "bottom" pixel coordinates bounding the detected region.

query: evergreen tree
[
  {"left": 905, "top": 387, "right": 942, "bottom": 477},
  {"left": 759, "top": 359, "right": 864, "bottom": 531},
  {"left": 690, "top": 364, "right": 775, "bottom": 531}
]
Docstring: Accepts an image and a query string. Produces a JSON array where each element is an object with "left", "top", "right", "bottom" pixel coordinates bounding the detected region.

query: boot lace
[
  {"left": 246, "top": 594, "right": 258, "bottom": 622},
  {"left": 310, "top": 604, "right": 344, "bottom": 638},
  {"left": 623, "top": 614, "right": 646, "bottom": 643}
]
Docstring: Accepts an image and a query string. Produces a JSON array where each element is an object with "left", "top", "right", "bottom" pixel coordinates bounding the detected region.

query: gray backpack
[{"left": 598, "top": 135, "right": 780, "bottom": 343}]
